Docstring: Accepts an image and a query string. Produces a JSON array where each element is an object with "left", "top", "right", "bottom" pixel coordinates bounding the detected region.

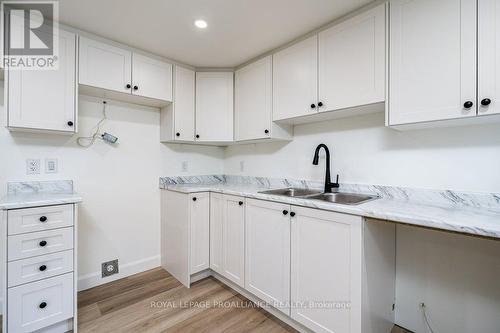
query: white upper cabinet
[
  {"left": 235, "top": 56, "right": 273, "bottom": 141},
  {"left": 389, "top": 0, "right": 477, "bottom": 125},
  {"left": 478, "top": 0, "right": 500, "bottom": 116},
  {"left": 273, "top": 36, "right": 318, "bottom": 121},
  {"left": 195, "top": 72, "right": 234, "bottom": 142},
  {"left": 319, "top": 4, "right": 386, "bottom": 113},
  {"left": 79, "top": 37, "right": 132, "bottom": 93},
  {"left": 160, "top": 66, "right": 195, "bottom": 142},
  {"left": 132, "top": 53, "right": 173, "bottom": 101},
  {"left": 7, "top": 30, "right": 77, "bottom": 133}
]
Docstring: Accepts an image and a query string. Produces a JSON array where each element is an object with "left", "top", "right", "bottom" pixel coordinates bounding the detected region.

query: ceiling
[{"left": 58, "top": 0, "right": 374, "bottom": 68}]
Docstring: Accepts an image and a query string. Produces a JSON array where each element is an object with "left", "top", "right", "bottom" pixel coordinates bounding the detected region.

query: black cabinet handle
[
  {"left": 126, "top": 84, "right": 131, "bottom": 89},
  {"left": 282, "top": 210, "right": 288, "bottom": 215},
  {"left": 290, "top": 212, "right": 296, "bottom": 217},
  {"left": 239, "top": 201, "right": 244, "bottom": 206},
  {"left": 67, "top": 121, "right": 74, "bottom": 127},
  {"left": 463, "top": 101, "right": 473, "bottom": 109},
  {"left": 39, "top": 216, "right": 47, "bottom": 222},
  {"left": 133, "top": 85, "right": 139, "bottom": 90},
  {"left": 39, "top": 265, "right": 47, "bottom": 271},
  {"left": 192, "top": 197, "right": 197, "bottom": 201},
  {"left": 264, "top": 129, "right": 269, "bottom": 134},
  {"left": 39, "top": 302, "right": 47, "bottom": 309},
  {"left": 176, "top": 132, "right": 180, "bottom": 137},
  {"left": 196, "top": 134, "right": 200, "bottom": 139},
  {"left": 310, "top": 104, "right": 316, "bottom": 109},
  {"left": 39, "top": 240, "right": 47, "bottom": 247},
  {"left": 318, "top": 102, "right": 323, "bottom": 107},
  {"left": 481, "top": 98, "right": 492, "bottom": 106}
]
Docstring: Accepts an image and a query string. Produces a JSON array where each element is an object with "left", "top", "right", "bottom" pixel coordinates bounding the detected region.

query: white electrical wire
[
  {"left": 77, "top": 101, "right": 108, "bottom": 148},
  {"left": 420, "top": 303, "right": 437, "bottom": 333}
]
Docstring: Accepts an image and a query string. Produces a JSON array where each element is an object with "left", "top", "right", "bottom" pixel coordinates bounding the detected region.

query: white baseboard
[{"left": 78, "top": 255, "right": 160, "bottom": 291}]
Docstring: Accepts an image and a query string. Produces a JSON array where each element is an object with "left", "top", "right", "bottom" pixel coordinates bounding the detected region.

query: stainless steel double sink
[{"left": 258, "top": 188, "right": 378, "bottom": 205}]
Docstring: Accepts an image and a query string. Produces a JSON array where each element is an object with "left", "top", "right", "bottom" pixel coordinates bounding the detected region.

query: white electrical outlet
[
  {"left": 182, "top": 161, "right": 188, "bottom": 172},
  {"left": 26, "top": 159, "right": 41, "bottom": 175},
  {"left": 45, "top": 158, "right": 58, "bottom": 173},
  {"left": 240, "top": 161, "right": 245, "bottom": 172}
]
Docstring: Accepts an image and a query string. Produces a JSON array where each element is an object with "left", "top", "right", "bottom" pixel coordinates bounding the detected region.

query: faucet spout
[{"left": 312, "top": 144, "right": 339, "bottom": 193}]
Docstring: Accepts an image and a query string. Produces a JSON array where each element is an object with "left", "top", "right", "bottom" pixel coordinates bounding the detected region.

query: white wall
[
  {"left": 0, "top": 84, "right": 225, "bottom": 292},
  {"left": 225, "top": 112, "right": 500, "bottom": 193}
]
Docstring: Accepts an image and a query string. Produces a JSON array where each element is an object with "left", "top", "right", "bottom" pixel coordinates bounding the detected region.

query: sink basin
[
  {"left": 259, "top": 188, "right": 322, "bottom": 197},
  {"left": 307, "top": 192, "right": 378, "bottom": 205}
]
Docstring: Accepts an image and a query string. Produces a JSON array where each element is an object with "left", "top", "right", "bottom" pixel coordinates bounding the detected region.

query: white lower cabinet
[
  {"left": 210, "top": 194, "right": 245, "bottom": 287},
  {"left": 245, "top": 199, "right": 291, "bottom": 315},
  {"left": 190, "top": 193, "right": 210, "bottom": 274}
]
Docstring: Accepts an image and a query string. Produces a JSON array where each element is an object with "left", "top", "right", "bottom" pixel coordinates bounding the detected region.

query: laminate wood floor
[{"left": 0, "top": 267, "right": 412, "bottom": 333}]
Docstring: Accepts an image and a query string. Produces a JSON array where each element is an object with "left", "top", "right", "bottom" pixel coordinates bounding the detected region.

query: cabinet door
[
  {"left": 291, "top": 207, "right": 362, "bottom": 333},
  {"left": 132, "top": 53, "right": 173, "bottom": 101},
  {"left": 235, "top": 56, "right": 272, "bottom": 141},
  {"left": 7, "top": 30, "right": 76, "bottom": 132},
  {"left": 222, "top": 195, "right": 245, "bottom": 287},
  {"left": 245, "top": 199, "right": 290, "bottom": 315},
  {"left": 319, "top": 4, "right": 385, "bottom": 113},
  {"left": 79, "top": 36, "right": 132, "bottom": 93},
  {"left": 195, "top": 72, "right": 234, "bottom": 142},
  {"left": 190, "top": 193, "right": 210, "bottom": 274},
  {"left": 173, "top": 66, "right": 195, "bottom": 141},
  {"left": 478, "top": 0, "right": 500, "bottom": 116},
  {"left": 273, "top": 36, "right": 318, "bottom": 121},
  {"left": 389, "top": 0, "right": 477, "bottom": 125},
  {"left": 209, "top": 193, "right": 223, "bottom": 274}
]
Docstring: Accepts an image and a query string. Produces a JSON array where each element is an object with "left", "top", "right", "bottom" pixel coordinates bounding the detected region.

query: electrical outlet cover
[
  {"left": 102, "top": 259, "right": 119, "bottom": 277},
  {"left": 26, "top": 159, "right": 41, "bottom": 175}
]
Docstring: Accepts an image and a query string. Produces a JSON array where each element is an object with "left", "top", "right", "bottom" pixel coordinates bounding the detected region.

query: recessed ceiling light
[{"left": 194, "top": 20, "right": 208, "bottom": 29}]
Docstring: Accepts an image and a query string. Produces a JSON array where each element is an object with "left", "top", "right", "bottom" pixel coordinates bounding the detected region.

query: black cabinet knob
[
  {"left": 290, "top": 212, "right": 296, "bottom": 217},
  {"left": 196, "top": 134, "right": 200, "bottom": 139},
  {"left": 176, "top": 132, "right": 180, "bottom": 137},
  {"left": 463, "top": 101, "right": 473, "bottom": 109},
  {"left": 39, "top": 216, "right": 47, "bottom": 222},
  {"left": 126, "top": 84, "right": 131, "bottom": 89},
  {"left": 310, "top": 104, "right": 316, "bottom": 109},
  {"left": 39, "top": 265, "right": 47, "bottom": 271},
  {"left": 282, "top": 210, "right": 288, "bottom": 215},
  {"left": 39, "top": 240, "right": 47, "bottom": 247},
  {"left": 133, "top": 85, "right": 138, "bottom": 90},
  {"left": 481, "top": 98, "right": 492, "bottom": 106},
  {"left": 239, "top": 201, "right": 244, "bottom": 206},
  {"left": 318, "top": 102, "right": 323, "bottom": 107},
  {"left": 192, "top": 197, "right": 197, "bottom": 201},
  {"left": 67, "top": 121, "right": 74, "bottom": 127},
  {"left": 264, "top": 129, "right": 269, "bottom": 134},
  {"left": 39, "top": 302, "right": 47, "bottom": 309}
]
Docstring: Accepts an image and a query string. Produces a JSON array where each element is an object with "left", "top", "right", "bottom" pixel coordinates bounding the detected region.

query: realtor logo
[{"left": 1, "top": 1, "right": 59, "bottom": 69}]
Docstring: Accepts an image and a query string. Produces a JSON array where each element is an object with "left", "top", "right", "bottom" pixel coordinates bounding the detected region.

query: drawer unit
[
  {"left": 8, "top": 204, "right": 74, "bottom": 235},
  {"left": 8, "top": 273, "right": 74, "bottom": 332},
  {"left": 8, "top": 227, "right": 74, "bottom": 261},
  {"left": 8, "top": 250, "right": 74, "bottom": 287}
]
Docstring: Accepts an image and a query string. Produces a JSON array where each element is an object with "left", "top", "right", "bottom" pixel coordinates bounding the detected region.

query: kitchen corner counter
[
  {"left": 0, "top": 180, "right": 83, "bottom": 210},
  {"left": 160, "top": 176, "right": 500, "bottom": 240}
]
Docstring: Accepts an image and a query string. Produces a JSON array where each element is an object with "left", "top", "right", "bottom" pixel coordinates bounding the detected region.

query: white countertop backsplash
[
  {"left": 160, "top": 175, "right": 500, "bottom": 239},
  {"left": 0, "top": 180, "right": 83, "bottom": 210}
]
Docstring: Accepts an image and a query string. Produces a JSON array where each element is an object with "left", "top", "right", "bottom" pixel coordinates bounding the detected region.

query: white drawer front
[
  {"left": 8, "top": 250, "right": 74, "bottom": 287},
  {"left": 8, "top": 273, "right": 74, "bottom": 333},
  {"left": 8, "top": 227, "right": 74, "bottom": 261},
  {"left": 8, "top": 204, "right": 74, "bottom": 235}
]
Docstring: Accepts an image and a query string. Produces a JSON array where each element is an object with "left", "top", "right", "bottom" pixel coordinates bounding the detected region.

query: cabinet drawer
[
  {"left": 8, "top": 250, "right": 74, "bottom": 287},
  {"left": 8, "top": 227, "right": 74, "bottom": 261},
  {"left": 8, "top": 204, "right": 74, "bottom": 235},
  {"left": 8, "top": 273, "right": 74, "bottom": 333}
]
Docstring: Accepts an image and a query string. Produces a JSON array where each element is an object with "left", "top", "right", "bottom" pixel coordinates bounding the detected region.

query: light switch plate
[
  {"left": 26, "top": 159, "right": 41, "bottom": 174},
  {"left": 45, "top": 158, "right": 58, "bottom": 173},
  {"left": 182, "top": 161, "right": 188, "bottom": 172}
]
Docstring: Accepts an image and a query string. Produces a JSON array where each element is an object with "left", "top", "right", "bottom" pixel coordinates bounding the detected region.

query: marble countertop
[
  {"left": 163, "top": 183, "right": 500, "bottom": 239},
  {"left": 0, "top": 192, "right": 83, "bottom": 210}
]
